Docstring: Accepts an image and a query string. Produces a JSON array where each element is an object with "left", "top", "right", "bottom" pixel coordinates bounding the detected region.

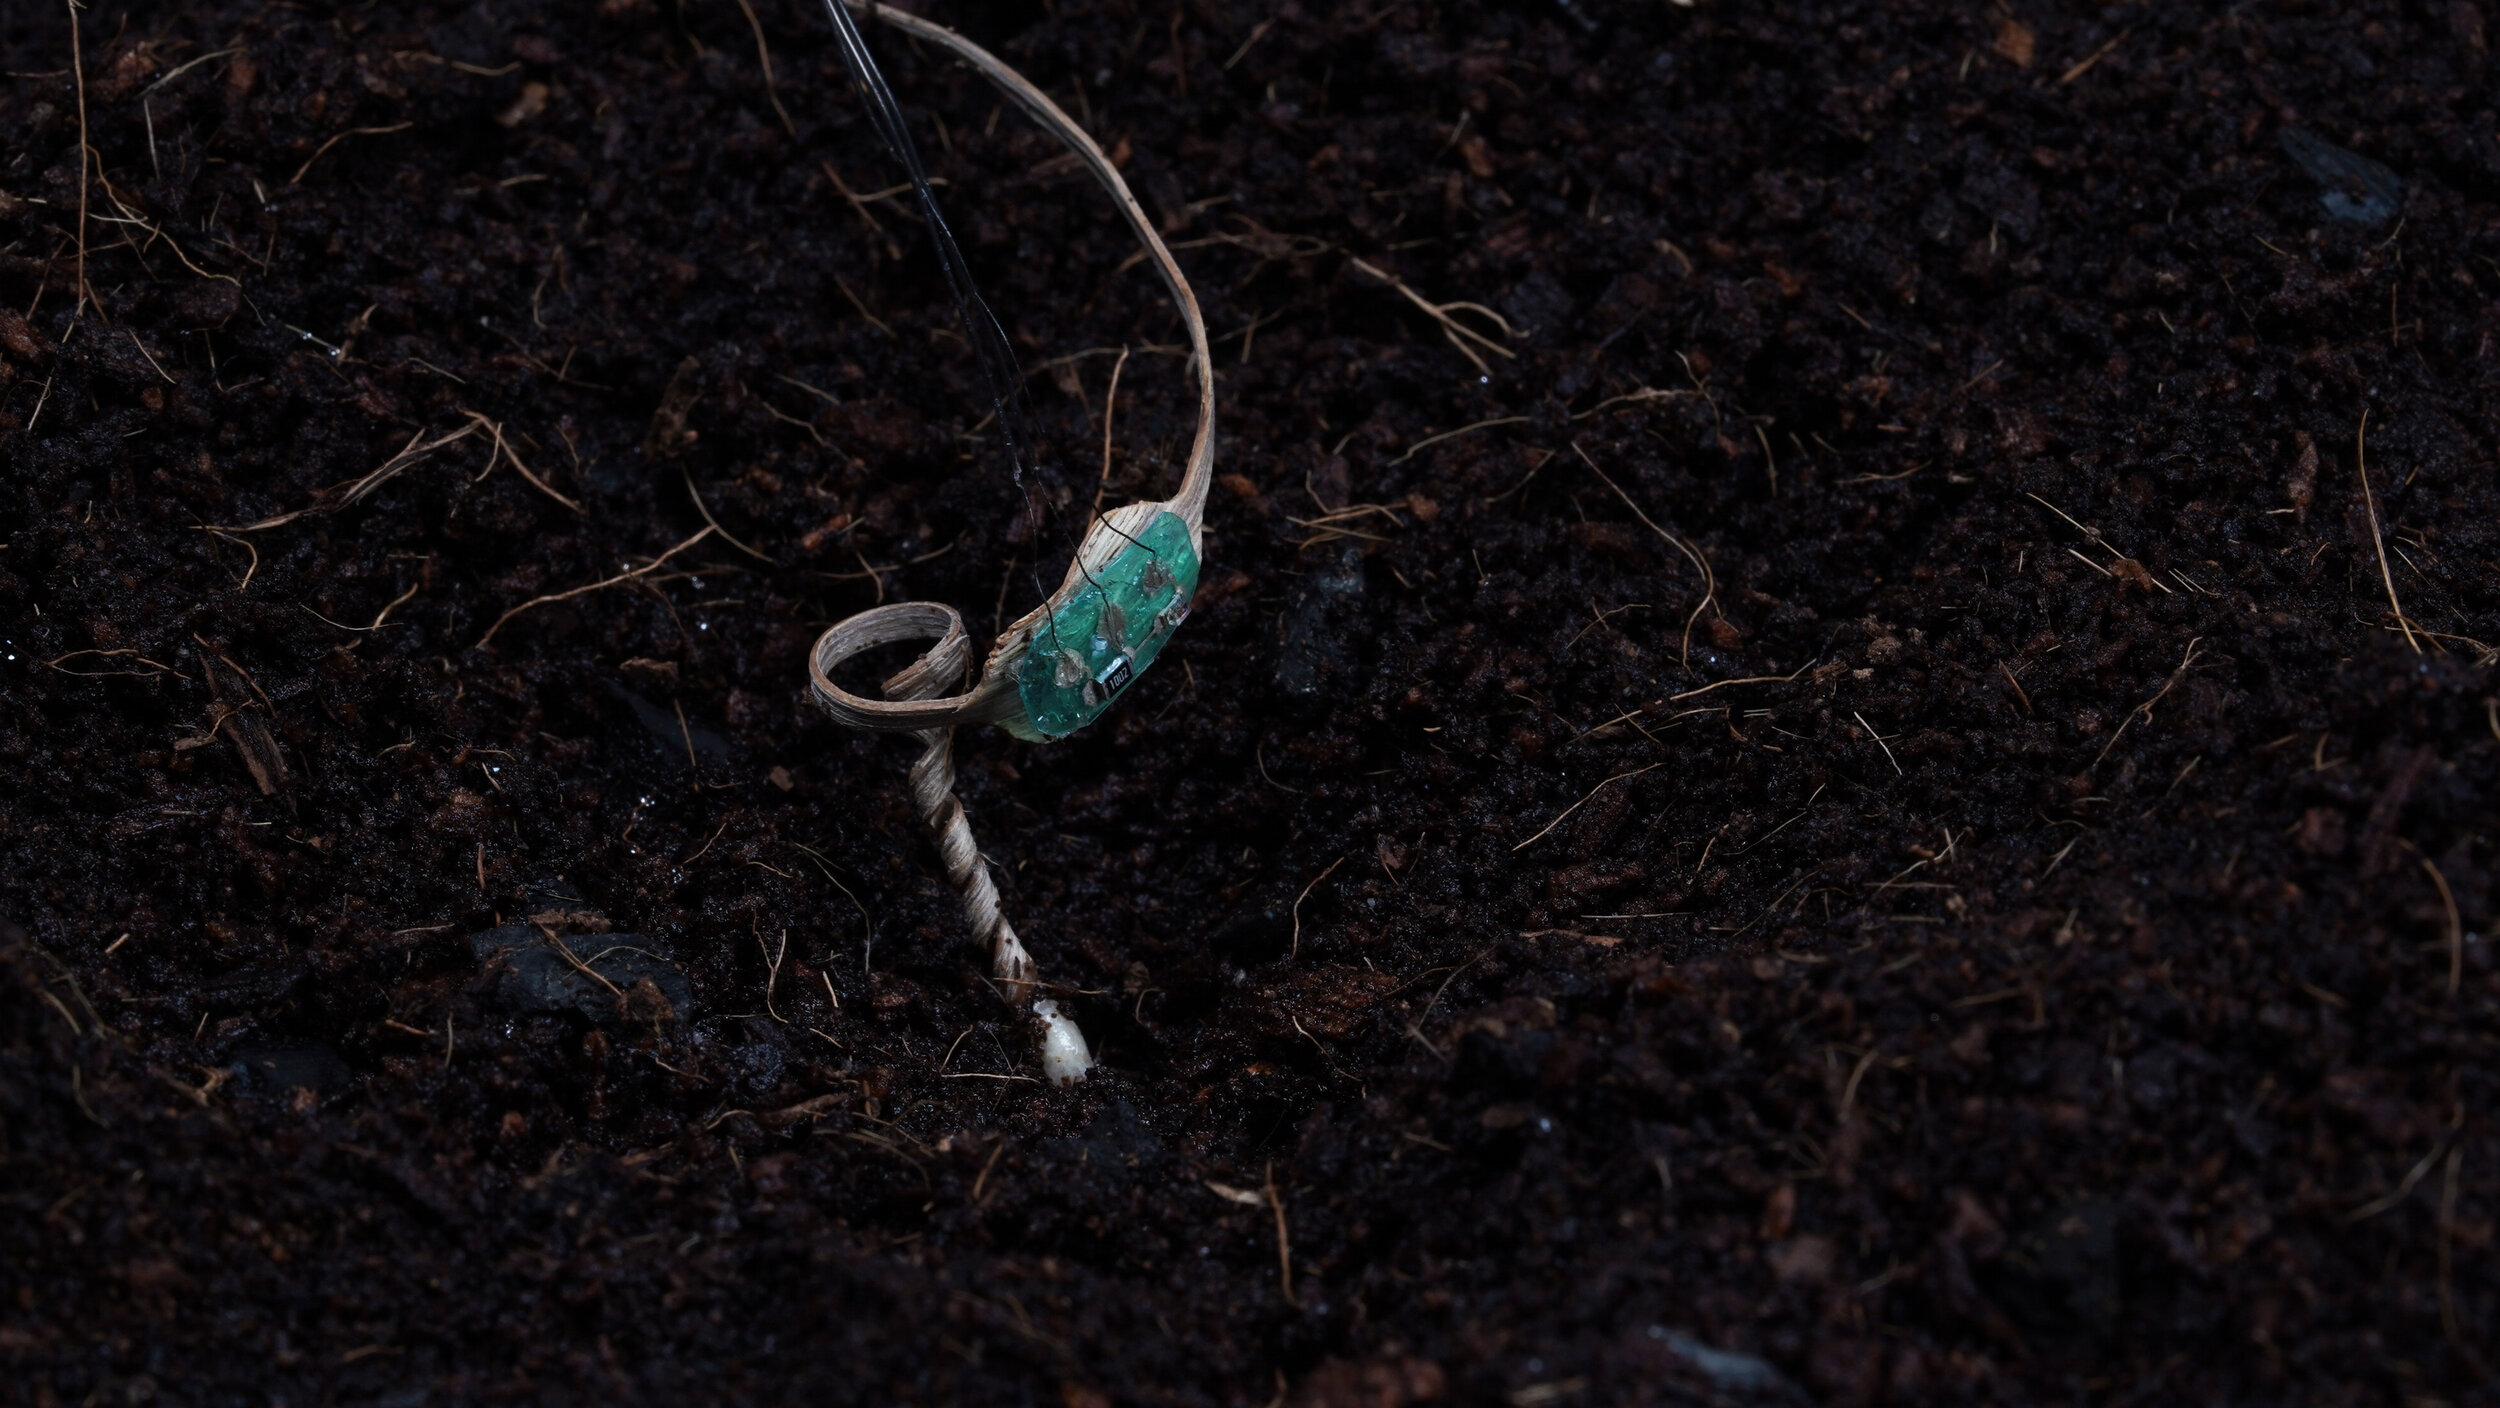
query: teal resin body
[{"left": 1011, "top": 511, "right": 1200, "bottom": 739}]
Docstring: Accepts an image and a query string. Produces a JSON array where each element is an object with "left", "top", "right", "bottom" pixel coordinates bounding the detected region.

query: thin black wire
[
  {"left": 816, "top": 0, "right": 1101, "bottom": 660},
  {"left": 814, "top": 0, "right": 1166, "bottom": 667},
  {"left": 815, "top": 0, "right": 1034, "bottom": 488}
]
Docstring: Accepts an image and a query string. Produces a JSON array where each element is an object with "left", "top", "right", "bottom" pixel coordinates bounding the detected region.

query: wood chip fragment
[{"left": 1993, "top": 17, "right": 2036, "bottom": 66}]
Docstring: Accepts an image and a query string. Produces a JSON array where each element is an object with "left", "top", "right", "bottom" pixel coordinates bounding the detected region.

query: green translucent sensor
[{"left": 1012, "top": 511, "right": 1200, "bottom": 739}]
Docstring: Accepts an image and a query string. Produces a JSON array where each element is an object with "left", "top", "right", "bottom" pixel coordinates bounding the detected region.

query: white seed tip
[{"left": 1033, "top": 999, "right": 1094, "bottom": 1086}]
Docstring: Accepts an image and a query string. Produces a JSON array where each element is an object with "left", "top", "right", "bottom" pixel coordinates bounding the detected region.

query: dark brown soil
[{"left": 4, "top": 0, "right": 2496, "bottom": 1403}]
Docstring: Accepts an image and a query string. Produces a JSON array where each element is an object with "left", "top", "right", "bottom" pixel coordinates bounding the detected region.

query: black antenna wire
[
  {"left": 815, "top": 0, "right": 1035, "bottom": 486},
  {"left": 815, "top": 1, "right": 1134, "bottom": 660}
]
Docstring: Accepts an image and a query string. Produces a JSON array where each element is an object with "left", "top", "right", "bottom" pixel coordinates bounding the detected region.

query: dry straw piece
[{"left": 804, "top": 1, "right": 1217, "bottom": 1084}]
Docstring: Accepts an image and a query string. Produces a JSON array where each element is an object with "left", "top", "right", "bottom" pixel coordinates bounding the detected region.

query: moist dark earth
[{"left": 3, "top": 0, "right": 2496, "bottom": 1402}]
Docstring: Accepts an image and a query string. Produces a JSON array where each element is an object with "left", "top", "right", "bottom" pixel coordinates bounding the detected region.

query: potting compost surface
[{"left": 3, "top": 0, "right": 2495, "bottom": 1403}]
